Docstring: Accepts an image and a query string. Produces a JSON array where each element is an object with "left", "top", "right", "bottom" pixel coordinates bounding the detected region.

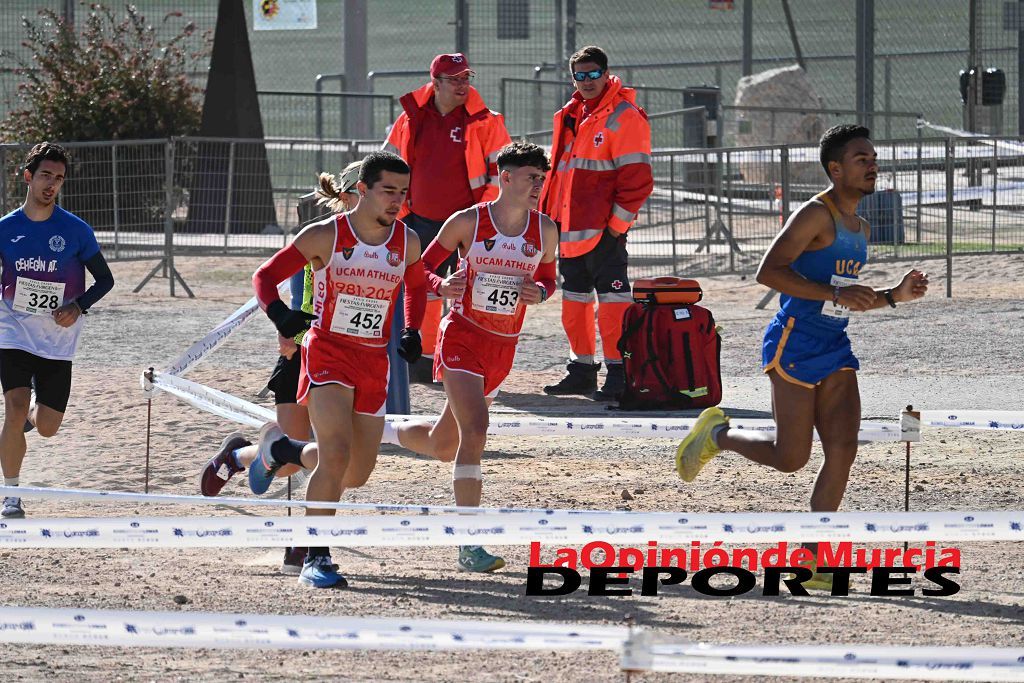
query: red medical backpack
[{"left": 617, "top": 277, "right": 723, "bottom": 410}]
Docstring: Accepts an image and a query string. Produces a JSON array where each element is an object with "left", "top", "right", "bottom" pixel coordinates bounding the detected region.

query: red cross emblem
[{"left": 593, "top": 132, "right": 604, "bottom": 148}]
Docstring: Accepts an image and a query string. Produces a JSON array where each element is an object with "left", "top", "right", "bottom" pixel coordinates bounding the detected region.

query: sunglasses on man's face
[{"left": 572, "top": 68, "right": 604, "bottom": 82}]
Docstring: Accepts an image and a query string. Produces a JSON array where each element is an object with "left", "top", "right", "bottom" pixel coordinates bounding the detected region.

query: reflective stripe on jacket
[
  {"left": 384, "top": 84, "right": 511, "bottom": 218},
  {"left": 539, "top": 75, "right": 654, "bottom": 257}
]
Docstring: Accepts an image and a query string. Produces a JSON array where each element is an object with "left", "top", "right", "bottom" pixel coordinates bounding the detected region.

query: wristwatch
[{"left": 883, "top": 289, "right": 897, "bottom": 308}]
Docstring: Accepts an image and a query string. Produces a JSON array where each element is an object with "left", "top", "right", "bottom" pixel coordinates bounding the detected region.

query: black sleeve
[{"left": 75, "top": 250, "right": 115, "bottom": 313}]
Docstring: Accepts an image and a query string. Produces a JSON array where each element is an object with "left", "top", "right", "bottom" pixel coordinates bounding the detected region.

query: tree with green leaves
[{"left": 1, "top": 3, "right": 209, "bottom": 142}]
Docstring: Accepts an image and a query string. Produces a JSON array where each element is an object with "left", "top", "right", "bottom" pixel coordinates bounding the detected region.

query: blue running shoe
[
  {"left": 458, "top": 545, "right": 506, "bottom": 573},
  {"left": 248, "top": 422, "right": 285, "bottom": 495},
  {"left": 298, "top": 554, "right": 348, "bottom": 588}
]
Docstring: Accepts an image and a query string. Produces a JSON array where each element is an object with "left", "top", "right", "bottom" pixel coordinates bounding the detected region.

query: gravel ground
[{"left": 0, "top": 253, "right": 1021, "bottom": 682}]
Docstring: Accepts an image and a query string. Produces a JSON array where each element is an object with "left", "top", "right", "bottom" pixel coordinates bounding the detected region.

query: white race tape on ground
[
  {"left": 921, "top": 410, "right": 1024, "bottom": 431},
  {"left": 0, "top": 607, "right": 627, "bottom": 651},
  {"left": 150, "top": 372, "right": 274, "bottom": 429},
  {"left": 0, "top": 485, "right": 626, "bottom": 516},
  {"left": 147, "top": 369, "right": 912, "bottom": 441},
  {"left": 391, "top": 414, "right": 909, "bottom": 441},
  {"left": 0, "top": 510, "right": 1020, "bottom": 548},
  {"left": 621, "top": 635, "right": 1024, "bottom": 681}
]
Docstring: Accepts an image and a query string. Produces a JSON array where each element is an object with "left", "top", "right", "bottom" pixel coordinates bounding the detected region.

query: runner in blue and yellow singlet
[{"left": 675, "top": 125, "right": 929, "bottom": 590}]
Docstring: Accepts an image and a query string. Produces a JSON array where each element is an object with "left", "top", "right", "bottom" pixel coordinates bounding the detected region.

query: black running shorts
[
  {"left": 0, "top": 348, "right": 73, "bottom": 413},
  {"left": 267, "top": 352, "right": 301, "bottom": 405}
]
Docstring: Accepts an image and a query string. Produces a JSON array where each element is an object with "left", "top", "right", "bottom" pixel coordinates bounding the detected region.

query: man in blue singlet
[
  {"left": 0, "top": 142, "right": 115, "bottom": 518},
  {"left": 674, "top": 124, "right": 928, "bottom": 587}
]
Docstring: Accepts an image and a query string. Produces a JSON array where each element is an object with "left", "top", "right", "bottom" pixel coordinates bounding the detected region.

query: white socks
[
  {"left": 4, "top": 477, "right": 19, "bottom": 487},
  {"left": 381, "top": 421, "right": 401, "bottom": 446}
]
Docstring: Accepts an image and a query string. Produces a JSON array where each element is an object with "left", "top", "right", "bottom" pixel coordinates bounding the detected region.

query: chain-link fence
[
  {"left": 3, "top": 135, "right": 1021, "bottom": 290},
  {"left": 4, "top": 1, "right": 1018, "bottom": 143},
  {"left": 628, "top": 134, "right": 1024, "bottom": 278}
]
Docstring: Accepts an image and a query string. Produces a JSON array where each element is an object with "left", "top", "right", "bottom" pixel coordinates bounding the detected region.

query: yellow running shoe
[
  {"left": 787, "top": 559, "right": 834, "bottom": 592},
  {"left": 675, "top": 407, "right": 728, "bottom": 482}
]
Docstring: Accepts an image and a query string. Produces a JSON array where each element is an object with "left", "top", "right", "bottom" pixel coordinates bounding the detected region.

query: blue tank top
[{"left": 778, "top": 192, "right": 868, "bottom": 333}]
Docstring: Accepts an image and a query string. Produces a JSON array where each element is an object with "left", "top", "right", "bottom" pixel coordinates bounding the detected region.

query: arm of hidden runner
[
  {"left": 419, "top": 208, "right": 475, "bottom": 299},
  {"left": 520, "top": 215, "right": 559, "bottom": 305},
  {"left": 397, "top": 229, "right": 426, "bottom": 363},
  {"left": 253, "top": 219, "right": 333, "bottom": 337},
  {"left": 54, "top": 251, "right": 116, "bottom": 328},
  {"left": 755, "top": 203, "right": 876, "bottom": 312}
]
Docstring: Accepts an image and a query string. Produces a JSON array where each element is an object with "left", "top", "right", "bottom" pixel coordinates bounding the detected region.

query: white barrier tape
[
  {"left": 0, "top": 510, "right": 1020, "bottom": 548},
  {"left": 148, "top": 368, "right": 912, "bottom": 442},
  {"left": 145, "top": 282, "right": 288, "bottom": 399},
  {"left": 918, "top": 120, "right": 1024, "bottom": 155},
  {"left": 150, "top": 372, "right": 274, "bottom": 429},
  {"left": 622, "top": 634, "right": 1024, "bottom": 681},
  {"left": 0, "top": 485, "right": 624, "bottom": 516},
  {"left": 390, "top": 415, "right": 909, "bottom": 442},
  {"left": 0, "top": 607, "right": 626, "bottom": 652},
  {"left": 921, "top": 410, "right": 1024, "bottom": 431}
]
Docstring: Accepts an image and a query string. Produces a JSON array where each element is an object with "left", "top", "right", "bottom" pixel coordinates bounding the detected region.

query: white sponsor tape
[
  {"left": 150, "top": 371, "right": 274, "bottom": 429},
  {"left": 0, "top": 485, "right": 625, "bottom": 516},
  {"left": 921, "top": 410, "right": 1024, "bottom": 431},
  {"left": 0, "top": 510, "right": 1019, "bottom": 548},
  {"left": 622, "top": 633, "right": 1024, "bottom": 681},
  {"left": 0, "top": 607, "right": 626, "bottom": 651},
  {"left": 149, "top": 370, "right": 911, "bottom": 440},
  {"left": 454, "top": 415, "right": 908, "bottom": 441}
]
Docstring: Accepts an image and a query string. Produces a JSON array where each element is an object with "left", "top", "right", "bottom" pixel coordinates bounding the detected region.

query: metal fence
[
  {"left": 3, "top": 135, "right": 1022, "bottom": 291},
  {"left": 3, "top": 1, "right": 1019, "bottom": 143},
  {"left": 257, "top": 91, "right": 396, "bottom": 140},
  {"left": 629, "top": 135, "right": 1024, "bottom": 280}
]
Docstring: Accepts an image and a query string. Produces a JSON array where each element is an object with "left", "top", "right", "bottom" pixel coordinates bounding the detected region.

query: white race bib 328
[{"left": 12, "top": 277, "right": 65, "bottom": 315}]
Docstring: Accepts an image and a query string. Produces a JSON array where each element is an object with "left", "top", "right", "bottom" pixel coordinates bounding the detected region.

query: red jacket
[
  {"left": 539, "top": 76, "right": 654, "bottom": 257},
  {"left": 384, "top": 84, "right": 510, "bottom": 218}
]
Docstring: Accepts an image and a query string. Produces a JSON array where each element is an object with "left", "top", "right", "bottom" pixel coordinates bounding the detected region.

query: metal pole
[
  {"left": 916, "top": 125, "right": 923, "bottom": 242},
  {"left": 165, "top": 140, "right": 175, "bottom": 297},
  {"left": 855, "top": 0, "right": 875, "bottom": 130},
  {"left": 884, "top": 57, "right": 892, "bottom": 139},
  {"left": 224, "top": 141, "right": 235, "bottom": 253},
  {"left": 314, "top": 75, "right": 324, "bottom": 173},
  {"left": 780, "top": 0, "right": 805, "bottom": 70},
  {"left": 945, "top": 138, "right": 954, "bottom": 298},
  {"left": 702, "top": 151, "right": 711, "bottom": 253},
  {"left": 63, "top": 0, "right": 74, "bottom": 24},
  {"left": 727, "top": 150, "right": 735, "bottom": 272},
  {"left": 991, "top": 138, "right": 998, "bottom": 251},
  {"left": 554, "top": 0, "right": 563, "bottom": 69},
  {"left": 0, "top": 147, "right": 6, "bottom": 212},
  {"left": 742, "top": 0, "right": 753, "bottom": 76},
  {"left": 144, "top": 368, "right": 153, "bottom": 494},
  {"left": 780, "top": 146, "right": 791, "bottom": 223},
  {"left": 967, "top": 0, "right": 978, "bottom": 134},
  {"left": 669, "top": 155, "right": 677, "bottom": 273},
  {"left": 112, "top": 144, "right": 120, "bottom": 260},
  {"left": 891, "top": 140, "right": 898, "bottom": 258},
  {"left": 455, "top": 0, "right": 469, "bottom": 53},
  {"left": 1018, "top": 0, "right": 1024, "bottom": 135},
  {"left": 345, "top": 0, "right": 370, "bottom": 138},
  {"left": 565, "top": 0, "right": 577, "bottom": 62}
]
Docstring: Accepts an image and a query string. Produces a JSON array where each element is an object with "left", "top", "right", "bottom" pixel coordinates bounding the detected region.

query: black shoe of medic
[{"left": 543, "top": 361, "right": 600, "bottom": 396}]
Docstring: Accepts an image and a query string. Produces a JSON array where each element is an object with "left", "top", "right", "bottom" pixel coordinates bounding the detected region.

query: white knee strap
[{"left": 452, "top": 464, "right": 482, "bottom": 480}]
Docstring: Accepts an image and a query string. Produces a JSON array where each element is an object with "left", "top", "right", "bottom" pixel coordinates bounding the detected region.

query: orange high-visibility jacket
[
  {"left": 384, "top": 84, "right": 511, "bottom": 218},
  {"left": 540, "top": 75, "right": 654, "bottom": 257}
]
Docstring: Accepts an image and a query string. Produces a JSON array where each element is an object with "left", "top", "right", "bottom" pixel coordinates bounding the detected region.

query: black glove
[
  {"left": 266, "top": 300, "right": 317, "bottom": 338},
  {"left": 397, "top": 328, "right": 422, "bottom": 364}
]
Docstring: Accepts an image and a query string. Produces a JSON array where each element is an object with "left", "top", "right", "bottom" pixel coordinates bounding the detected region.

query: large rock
[{"left": 733, "top": 64, "right": 828, "bottom": 185}]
